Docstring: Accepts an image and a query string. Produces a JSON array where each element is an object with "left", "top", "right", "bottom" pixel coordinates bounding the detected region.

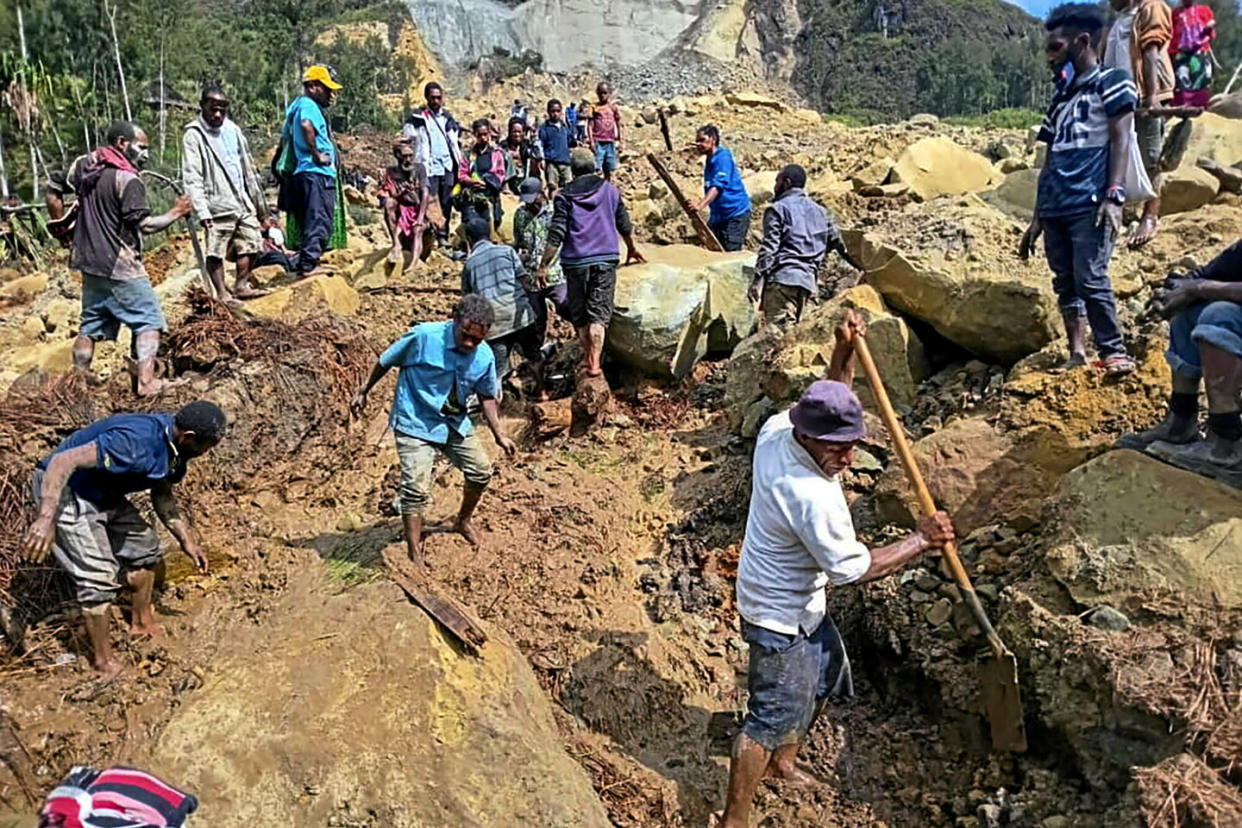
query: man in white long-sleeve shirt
[{"left": 719, "top": 310, "right": 956, "bottom": 828}]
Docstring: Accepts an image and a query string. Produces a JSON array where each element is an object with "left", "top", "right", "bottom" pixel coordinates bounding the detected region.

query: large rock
[
  {"left": 842, "top": 202, "right": 1060, "bottom": 363},
  {"left": 154, "top": 574, "right": 609, "bottom": 826},
  {"left": 725, "top": 91, "right": 787, "bottom": 111},
  {"left": 889, "top": 137, "right": 997, "bottom": 201},
  {"left": 1045, "top": 450, "right": 1242, "bottom": 611},
  {"left": 1159, "top": 165, "right": 1220, "bottom": 214},
  {"left": 982, "top": 167, "right": 1040, "bottom": 221},
  {"left": 725, "top": 284, "right": 926, "bottom": 419},
  {"left": 872, "top": 417, "right": 1055, "bottom": 534},
  {"left": 0, "top": 273, "right": 49, "bottom": 300},
  {"left": 1209, "top": 92, "right": 1242, "bottom": 119},
  {"left": 245, "top": 274, "right": 361, "bottom": 321},
  {"left": 1165, "top": 112, "right": 1242, "bottom": 168},
  {"left": 607, "top": 245, "right": 756, "bottom": 378},
  {"left": 742, "top": 170, "right": 779, "bottom": 208}
]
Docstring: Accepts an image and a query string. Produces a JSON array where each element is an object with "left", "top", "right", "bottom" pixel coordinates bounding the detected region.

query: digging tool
[
  {"left": 646, "top": 152, "right": 723, "bottom": 252},
  {"left": 383, "top": 547, "right": 488, "bottom": 655},
  {"left": 853, "top": 334, "right": 1028, "bottom": 752},
  {"left": 657, "top": 107, "right": 673, "bottom": 152},
  {"left": 141, "top": 170, "right": 212, "bottom": 297}
]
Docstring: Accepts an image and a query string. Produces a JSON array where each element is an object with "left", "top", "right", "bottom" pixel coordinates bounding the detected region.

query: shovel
[{"left": 853, "top": 333, "right": 1028, "bottom": 752}]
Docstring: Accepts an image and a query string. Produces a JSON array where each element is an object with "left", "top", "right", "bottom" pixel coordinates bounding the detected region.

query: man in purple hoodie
[{"left": 537, "top": 148, "right": 645, "bottom": 377}]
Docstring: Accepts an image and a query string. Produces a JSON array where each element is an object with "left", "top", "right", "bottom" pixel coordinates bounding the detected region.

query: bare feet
[
  {"left": 453, "top": 518, "right": 481, "bottom": 548},
  {"left": 233, "top": 285, "right": 271, "bottom": 300},
  {"left": 1128, "top": 215, "right": 1159, "bottom": 250},
  {"left": 764, "top": 760, "right": 825, "bottom": 789},
  {"left": 91, "top": 656, "right": 125, "bottom": 681},
  {"left": 136, "top": 378, "right": 167, "bottom": 398},
  {"left": 1050, "top": 352, "right": 1088, "bottom": 373},
  {"left": 129, "top": 619, "right": 165, "bottom": 639},
  {"left": 387, "top": 243, "right": 402, "bottom": 265}
]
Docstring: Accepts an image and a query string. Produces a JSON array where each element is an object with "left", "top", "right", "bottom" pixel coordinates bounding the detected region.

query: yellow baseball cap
[{"left": 303, "top": 64, "right": 342, "bottom": 91}]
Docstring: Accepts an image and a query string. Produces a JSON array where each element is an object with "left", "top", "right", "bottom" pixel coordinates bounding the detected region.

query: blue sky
[{"left": 1004, "top": 0, "right": 1064, "bottom": 19}]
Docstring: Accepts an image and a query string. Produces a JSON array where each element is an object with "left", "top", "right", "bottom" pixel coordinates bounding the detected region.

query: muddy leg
[
  {"left": 720, "top": 733, "right": 771, "bottom": 828},
  {"left": 383, "top": 199, "right": 402, "bottom": 264},
  {"left": 205, "top": 256, "right": 235, "bottom": 304},
  {"left": 72, "top": 336, "right": 95, "bottom": 371},
  {"left": 453, "top": 485, "right": 485, "bottom": 548},
  {"left": 82, "top": 603, "right": 123, "bottom": 679},
  {"left": 126, "top": 567, "right": 163, "bottom": 638},
  {"left": 232, "top": 254, "right": 268, "bottom": 299},
  {"left": 401, "top": 512, "right": 429, "bottom": 574},
  {"left": 133, "top": 329, "right": 163, "bottom": 397},
  {"left": 1201, "top": 342, "right": 1242, "bottom": 459},
  {"left": 581, "top": 322, "right": 606, "bottom": 377}
]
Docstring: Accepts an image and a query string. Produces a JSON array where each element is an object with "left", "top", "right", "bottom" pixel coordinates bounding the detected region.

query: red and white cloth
[{"left": 39, "top": 766, "right": 198, "bottom": 828}]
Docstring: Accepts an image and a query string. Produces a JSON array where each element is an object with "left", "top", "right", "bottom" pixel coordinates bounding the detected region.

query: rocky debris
[
  {"left": 888, "top": 137, "right": 997, "bottom": 202},
  {"left": 244, "top": 275, "right": 362, "bottom": 322},
  {"left": 1165, "top": 112, "right": 1242, "bottom": 169},
  {"left": 725, "top": 284, "right": 927, "bottom": 425},
  {"left": 154, "top": 576, "right": 609, "bottom": 826},
  {"left": 982, "top": 167, "right": 1039, "bottom": 220},
  {"left": 843, "top": 201, "right": 1060, "bottom": 363},
  {"left": 1087, "top": 606, "right": 1131, "bottom": 631},
  {"left": 1045, "top": 449, "right": 1242, "bottom": 612},
  {"left": 742, "top": 169, "right": 779, "bottom": 207},
  {"left": 725, "top": 91, "right": 787, "bottom": 111},
  {"left": 848, "top": 157, "right": 895, "bottom": 191},
  {"left": 871, "top": 417, "right": 1056, "bottom": 535},
  {"left": 1160, "top": 165, "right": 1220, "bottom": 214},
  {"left": 606, "top": 245, "right": 756, "bottom": 379},
  {"left": 1197, "top": 156, "right": 1242, "bottom": 192}
]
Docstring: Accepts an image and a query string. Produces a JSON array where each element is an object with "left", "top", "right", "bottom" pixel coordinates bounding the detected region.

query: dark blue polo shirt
[
  {"left": 538, "top": 121, "right": 573, "bottom": 164},
  {"left": 38, "top": 413, "right": 187, "bottom": 507}
]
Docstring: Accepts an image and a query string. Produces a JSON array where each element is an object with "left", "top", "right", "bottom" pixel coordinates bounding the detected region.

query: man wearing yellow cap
[{"left": 277, "top": 64, "right": 342, "bottom": 278}]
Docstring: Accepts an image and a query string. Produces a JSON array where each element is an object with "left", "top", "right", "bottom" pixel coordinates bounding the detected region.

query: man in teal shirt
[
  {"left": 351, "top": 294, "right": 517, "bottom": 570},
  {"left": 281, "top": 64, "right": 340, "bottom": 277},
  {"left": 693, "top": 125, "right": 752, "bottom": 251}
]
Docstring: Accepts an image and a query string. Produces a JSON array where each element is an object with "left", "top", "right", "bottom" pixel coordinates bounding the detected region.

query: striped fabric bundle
[{"left": 39, "top": 766, "right": 198, "bottom": 828}]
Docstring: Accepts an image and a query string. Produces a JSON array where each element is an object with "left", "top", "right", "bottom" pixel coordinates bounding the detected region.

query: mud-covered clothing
[
  {"left": 760, "top": 281, "right": 810, "bottom": 327},
  {"left": 394, "top": 429, "right": 492, "bottom": 516},
  {"left": 1036, "top": 67, "right": 1137, "bottom": 219},
  {"left": 79, "top": 273, "right": 166, "bottom": 341},
  {"left": 379, "top": 320, "right": 499, "bottom": 443},
  {"left": 547, "top": 174, "right": 631, "bottom": 268},
  {"left": 38, "top": 414, "right": 187, "bottom": 508},
  {"left": 68, "top": 150, "right": 150, "bottom": 281},
  {"left": 737, "top": 410, "right": 871, "bottom": 637},
  {"left": 741, "top": 616, "right": 853, "bottom": 752},
  {"left": 754, "top": 187, "right": 836, "bottom": 294},
  {"left": 513, "top": 203, "right": 563, "bottom": 286}
]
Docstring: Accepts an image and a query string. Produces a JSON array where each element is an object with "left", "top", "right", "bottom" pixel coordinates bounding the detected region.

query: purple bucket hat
[{"left": 789, "top": 380, "right": 867, "bottom": 442}]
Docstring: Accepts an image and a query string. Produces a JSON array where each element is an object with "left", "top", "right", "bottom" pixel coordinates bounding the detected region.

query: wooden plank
[
  {"left": 646, "top": 152, "right": 723, "bottom": 252},
  {"left": 383, "top": 547, "right": 488, "bottom": 654}
]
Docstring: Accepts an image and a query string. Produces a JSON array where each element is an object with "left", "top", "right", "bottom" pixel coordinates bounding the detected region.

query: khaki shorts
[
  {"left": 761, "top": 281, "right": 810, "bottom": 327},
  {"left": 394, "top": 429, "right": 493, "bottom": 516},
  {"left": 205, "top": 214, "right": 263, "bottom": 262}
]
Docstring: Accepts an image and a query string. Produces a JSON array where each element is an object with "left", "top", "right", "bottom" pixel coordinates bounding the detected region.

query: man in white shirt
[
  {"left": 403, "top": 82, "right": 464, "bottom": 245},
  {"left": 719, "top": 310, "right": 955, "bottom": 828}
]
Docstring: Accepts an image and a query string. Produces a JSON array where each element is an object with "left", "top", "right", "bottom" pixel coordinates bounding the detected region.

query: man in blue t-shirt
[
  {"left": 1019, "top": 3, "right": 1137, "bottom": 374},
  {"left": 279, "top": 64, "right": 341, "bottom": 278},
  {"left": 351, "top": 294, "right": 517, "bottom": 571},
  {"left": 692, "top": 125, "right": 752, "bottom": 252},
  {"left": 22, "top": 401, "right": 227, "bottom": 679}
]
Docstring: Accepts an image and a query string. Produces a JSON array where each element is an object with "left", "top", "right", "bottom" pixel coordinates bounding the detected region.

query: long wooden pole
[{"left": 646, "top": 152, "right": 723, "bottom": 252}]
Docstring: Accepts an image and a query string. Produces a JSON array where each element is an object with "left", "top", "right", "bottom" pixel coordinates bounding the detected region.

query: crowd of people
[{"left": 18, "top": 6, "right": 1242, "bottom": 820}]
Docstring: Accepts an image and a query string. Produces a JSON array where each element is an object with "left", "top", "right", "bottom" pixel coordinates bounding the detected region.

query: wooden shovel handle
[{"left": 853, "top": 334, "right": 1007, "bottom": 657}]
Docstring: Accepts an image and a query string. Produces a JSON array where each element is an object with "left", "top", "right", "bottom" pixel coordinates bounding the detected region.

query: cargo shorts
[
  {"left": 393, "top": 430, "right": 494, "bottom": 516},
  {"left": 204, "top": 213, "right": 263, "bottom": 262},
  {"left": 80, "top": 273, "right": 167, "bottom": 342}
]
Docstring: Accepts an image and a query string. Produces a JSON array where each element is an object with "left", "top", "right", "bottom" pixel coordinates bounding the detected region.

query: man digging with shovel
[{"left": 718, "top": 310, "right": 956, "bottom": 827}]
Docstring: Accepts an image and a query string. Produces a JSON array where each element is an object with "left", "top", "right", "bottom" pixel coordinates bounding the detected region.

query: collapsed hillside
[{"left": 2, "top": 90, "right": 1242, "bottom": 827}]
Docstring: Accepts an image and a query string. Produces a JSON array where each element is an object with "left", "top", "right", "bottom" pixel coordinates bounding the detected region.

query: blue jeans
[
  {"left": 594, "top": 141, "right": 618, "bottom": 173},
  {"left": 740, "top": 617, "right": 853, "bottom": 751},
  {"left": 710, "top": 212, "right": 751, "bottom": 252},
  {"left": 1167, "top": 300, "right": 1242, "bottom": 379},
  {"left": 1042, "top": 211, "right": 1126, "bottom": 358},
  {"left": 289, "top": 172, "right": 336, "bottom": 273}
]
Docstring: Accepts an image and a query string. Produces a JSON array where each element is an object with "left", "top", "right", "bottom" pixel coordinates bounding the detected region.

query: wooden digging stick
[
  {"left": 657, "top": 107, "right": 673, "bottom": 151},
  {"left": 646, "top": 152, "right": 723, "bottom": 252}
]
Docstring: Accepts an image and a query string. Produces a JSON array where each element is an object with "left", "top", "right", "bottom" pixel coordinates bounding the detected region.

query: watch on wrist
[{"left": 1105, "top": 186, "right": 1126, "bottom": 205}]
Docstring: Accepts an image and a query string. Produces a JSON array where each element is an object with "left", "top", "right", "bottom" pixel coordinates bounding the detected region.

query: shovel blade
[{"left": 980, "top": 653, "right": 1027, "bottom": 752}]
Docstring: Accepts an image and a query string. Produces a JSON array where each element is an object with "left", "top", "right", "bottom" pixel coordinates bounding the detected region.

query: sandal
[{"left": 1094, "top": 355, "right": 1136, "bottom": 375}]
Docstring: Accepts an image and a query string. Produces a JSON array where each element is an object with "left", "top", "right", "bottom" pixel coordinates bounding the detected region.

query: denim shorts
[
  {"left": 740, "top": 617, "right": 854, "bottom": 751},
  {"left": 564, "top": 262, "right": 618, "bottom": 328},
  {"left": 80, "top": 274, "right": 167, "bottom": 341},
  {"left": 1167, "top": 300, "right": 1242, "bottom": 379},
  {"left": 594, "top": 142, "right": 618, "bottom": 173}
]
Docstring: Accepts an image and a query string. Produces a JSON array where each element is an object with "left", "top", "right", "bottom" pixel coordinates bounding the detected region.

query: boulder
[
  {"left": 871, "top": 417, "right": 1055, "bottom": 534},
  {"left": 725, "top": 284, "right": 927, "bottom": 420},
  {"left": 848, "top": 157, "right": 895, "bottom": 191},
  {"left": 244, "top": 274, "right": 361, "bottom": 321},
  {"left": 743, "top": 170, "right": 779, "bottom": 208},
  {"left": 1197, "top": 157, "right": 1242, "bottom": 193},
  {"left": 4, "top": 339, "right": 75, "bottom": 375},
  {"left": 725, "top": 91, "right": 787, "bottom": 111},
  {"left": 858, "top": 182, "right": 910, "bottom": 198},
  {"left": 1045, "top": 450, "right": 1242, "bottom": 611},
  {"left": 42, "top": 298, "right": 78, "bottom": 333},
  {"left": 0, "top": 273, "right": 49, "bottom": 300},
  {"left": 889, "top": 137, "right": 997, "bottom": 201},
  {"left": 1159, "top": 165, "right": 1220, "bottom": 214},
  {"left": 908, "top": 113, "right": 940, "bottom": 127},
  {"left": 1209, "top": 91, "right": 1242, "bottom": 119},
  {"left": 842, "top": 202, "right": 1060, "bottom": 363},
  {"left": 981, "top": 167, "right": 1040, "bottom": 221},
  {"left": 154, "top": 575, "right": 609, "bottom": 826},
  {"left": 1164, "top": 112, "right": 1242, "bottom": 168},
  {"left": 997, "top": 157, "right": 1029, "bottom": 174},
  {"left": 607, "top": 245, "right": 756, "bottom": 378}
]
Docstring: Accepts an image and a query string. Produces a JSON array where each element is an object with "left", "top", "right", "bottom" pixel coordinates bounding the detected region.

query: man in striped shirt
[{"left": 1019, "top": 3, "right": 1137, "bottom": 375}]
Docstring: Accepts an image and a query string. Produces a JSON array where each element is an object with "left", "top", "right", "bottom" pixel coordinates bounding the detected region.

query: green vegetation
[
  {"left": 0, "top": 0, "right": 412, "bottom": 200},
  {"left": 945, "top": 108, "right": 1044, "bottom": 130}
]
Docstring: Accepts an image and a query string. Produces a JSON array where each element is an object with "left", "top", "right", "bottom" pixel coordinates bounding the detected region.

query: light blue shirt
[
  {"left": 379, "top": 321, "right": 499, "bottom": 442},
  {"left": 284, "top": 95, "right": 336, "bottom": 178}
]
